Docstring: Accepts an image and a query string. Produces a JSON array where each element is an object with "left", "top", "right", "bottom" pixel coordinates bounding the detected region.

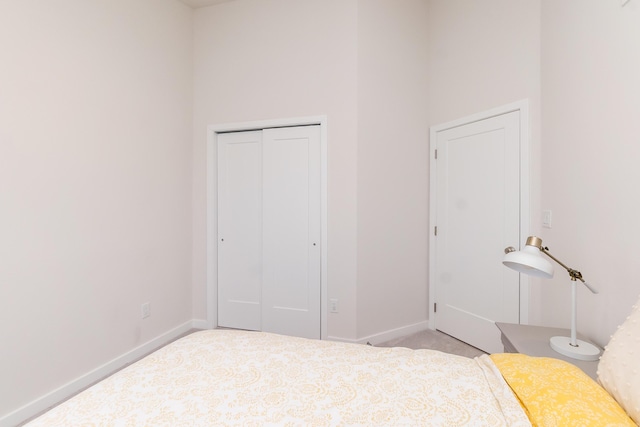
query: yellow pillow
[{"left": 491, "top": 353, "right": 636, "bottom": 427}]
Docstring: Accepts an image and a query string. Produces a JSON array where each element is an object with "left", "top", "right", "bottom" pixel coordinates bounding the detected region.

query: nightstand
[{"left": 495, "top": 322, "right": 601, "bottom": 381}]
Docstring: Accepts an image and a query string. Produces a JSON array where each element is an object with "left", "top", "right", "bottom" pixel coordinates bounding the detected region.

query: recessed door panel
[
  {"left": 262, "top": 126, "right": 321, "bottom": 339},
  {"left": 217, "top": 131, "right": 262, "bottom": 331},
  {"left": 434, "top": 111, "right": 521, "bottom": 354}
]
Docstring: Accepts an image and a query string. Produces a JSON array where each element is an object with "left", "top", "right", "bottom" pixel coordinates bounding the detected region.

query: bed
[{"left": 25, "top": 297, "right": 640, "bottom": 426}]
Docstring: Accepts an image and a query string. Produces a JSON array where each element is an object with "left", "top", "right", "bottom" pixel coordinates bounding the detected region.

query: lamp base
[{"left": 549, "top": 336, "right": 601, "bottom": 361}]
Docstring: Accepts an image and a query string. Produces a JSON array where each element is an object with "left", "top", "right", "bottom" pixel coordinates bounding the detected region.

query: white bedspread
[{"left": 27, "top": 330, "right": 531, "bottom": 426}]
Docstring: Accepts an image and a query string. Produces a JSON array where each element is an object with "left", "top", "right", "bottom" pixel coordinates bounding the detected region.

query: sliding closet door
[
  {"left": 262, "top": 126, "right": 321, "bottom": 339},
  {"left": 217, "top": 131, "right": 263, "bottom": 331},
  {"left": 217, "top": 126, "right": 321, "bottom": 339}
]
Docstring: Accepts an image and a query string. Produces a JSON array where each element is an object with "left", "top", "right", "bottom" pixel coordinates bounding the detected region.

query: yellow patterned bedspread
[{"left": 26, "top": 330, "right": 531, "bottom": 426}]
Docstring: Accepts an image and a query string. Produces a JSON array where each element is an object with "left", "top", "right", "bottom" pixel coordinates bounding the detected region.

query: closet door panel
[
  {"left": 262, "top": 126, "right": 321, "bottom": 339},
  {"left": 217, "top": 131, "right": 263, "bottom": 331}
]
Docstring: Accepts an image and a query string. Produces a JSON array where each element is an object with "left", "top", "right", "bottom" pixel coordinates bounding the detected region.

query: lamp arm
[{"left": 540, "top": 247, "right": 599, "bottom": 294}]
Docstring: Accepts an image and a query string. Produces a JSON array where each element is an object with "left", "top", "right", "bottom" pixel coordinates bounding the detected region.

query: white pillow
[{"left": 597, "top": 294, "right": 640, "bottom": 425}]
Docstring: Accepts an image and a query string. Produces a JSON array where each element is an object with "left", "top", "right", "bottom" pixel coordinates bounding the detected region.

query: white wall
[
  {"left": 540, "top": 0, "right": 640, "bottom": 346},
  {"left": 426, "top": 0, "right": 640, "bottom": 346},
  {"left": 5, "top": 0, "right": 639, "bottom": 422},
  {"left": 426, "top": 0, "right": 543, "bottom": 322},
  {"left": 0, "top": 0, "right": 193, "bottom": 420},
  {"left": 192, "top": 0, "right": 544, "bottom": 343},
  {"left": 427, "top": 0, "right": 541, "bottom": 147},
  {"left": 355, "top": 0, "right": 430, "bottom": 338},
  {"left": 192, "top": 0, "right": 360, "bottom": 339},
  {"left": 192, "top": 0, "right": 432, "bottom": 342}
]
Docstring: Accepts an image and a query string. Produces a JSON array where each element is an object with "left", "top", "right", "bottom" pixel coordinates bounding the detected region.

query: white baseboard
[
  {"left": 191, "top": 318, "right": 209, "bottom": 330},
  {"left": 327, "top": 320, "right": 431, "bottom": 346},
  {"left": 2, "top": 320, "right": 204, "bottom": 427}
]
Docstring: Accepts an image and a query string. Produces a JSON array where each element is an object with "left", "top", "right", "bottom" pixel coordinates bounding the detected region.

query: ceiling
[{"left": 179, "top": 0, "right": 235, "bottom": 8}]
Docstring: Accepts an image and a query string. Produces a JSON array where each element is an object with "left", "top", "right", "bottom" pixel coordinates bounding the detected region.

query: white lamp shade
[{"left": 503, "top": 245, "right": 554, "bottom": 279}]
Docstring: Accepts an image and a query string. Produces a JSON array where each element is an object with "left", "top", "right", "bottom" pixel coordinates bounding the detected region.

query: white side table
[{"left": 495, "top": 322, "right": 601, "bottom": 381}]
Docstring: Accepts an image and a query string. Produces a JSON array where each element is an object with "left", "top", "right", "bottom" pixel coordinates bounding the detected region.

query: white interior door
[
  {"left": 217, "top": 126, "right": 321, "bottom": 339},
  {"left": 262, "top": 127, "right": 321, "bottom": 338},
  {"left": 217, "top": 131, "right": 263, "bottom": 331},
  {"left": 432, "top": 110, "right": 522, "bottom": 354}
]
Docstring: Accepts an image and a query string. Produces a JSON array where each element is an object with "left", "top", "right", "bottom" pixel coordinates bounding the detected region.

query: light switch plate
[{"left": 542, "top": 210, "right": 552, "bottom": 228}]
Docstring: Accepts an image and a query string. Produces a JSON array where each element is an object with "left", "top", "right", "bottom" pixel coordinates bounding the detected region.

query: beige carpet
[
  {"left": 221, "top": 327, "right": 485, "bottom": 358},
  {"left": 377, "top": 329, "right": 486, "bottom": 358}
]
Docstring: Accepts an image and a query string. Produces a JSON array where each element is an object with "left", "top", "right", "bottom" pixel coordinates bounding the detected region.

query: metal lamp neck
[{"left": 539, "top": 246, "right": 583, "bottom": 283}]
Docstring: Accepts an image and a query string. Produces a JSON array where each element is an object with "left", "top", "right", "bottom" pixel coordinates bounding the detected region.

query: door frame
[
  {"left": 206, "top": 116, "right": 328, "bottom": 339},
  {"left": 428, "top": 100, "right": 530, "bottom": 330}
]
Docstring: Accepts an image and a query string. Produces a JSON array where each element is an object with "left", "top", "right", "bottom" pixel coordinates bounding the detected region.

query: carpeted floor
[{"left": 377, "top": 329, "right": 486, "bottom": 358}]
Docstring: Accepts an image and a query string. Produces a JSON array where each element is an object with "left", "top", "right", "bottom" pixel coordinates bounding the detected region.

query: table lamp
[{"left": 503, "top": 236, "right": 601, "bottom": 361}]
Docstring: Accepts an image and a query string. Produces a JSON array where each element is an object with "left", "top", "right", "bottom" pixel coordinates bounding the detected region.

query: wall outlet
[
  {"left": 329, "top": 298, "right": 339, "bottom": 313},
  {"left": 141, "top": 302, "right": 151, "bottom": 319}
]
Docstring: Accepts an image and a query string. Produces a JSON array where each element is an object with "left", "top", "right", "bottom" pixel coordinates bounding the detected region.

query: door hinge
[
  {"left": 434, "top": 149, "right": 438, "bottom": 159},
  {"left": 434, "top": 302, "right": 437, "bottom": 313},
  {"left": 434, "top": 226, "right": 438, "bottom": 236}
]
